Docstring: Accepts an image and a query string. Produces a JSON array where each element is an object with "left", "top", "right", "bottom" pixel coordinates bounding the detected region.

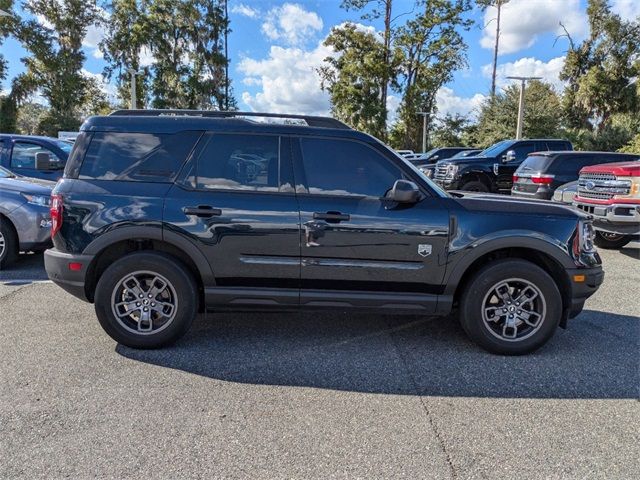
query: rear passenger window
[
  {"left": 79, "top": 131, "right": 201, "bottom": 182},
  {"left": 195, "top": 134, "right": 283, "bottom": 192},
  {"left": 552, "top": 156, "right": 592, "bottom": 176}
]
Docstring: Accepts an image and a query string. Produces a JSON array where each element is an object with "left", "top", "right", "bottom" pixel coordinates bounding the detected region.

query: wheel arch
[{"left": 458, "top": 170, "right": 493, "bottom": 189}]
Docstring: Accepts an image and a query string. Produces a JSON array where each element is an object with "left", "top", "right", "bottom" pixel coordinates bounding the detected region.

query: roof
[
  {"left": 81, "top": 111, "right": 373, "bottom": 141},
  {"left": 0, "top": 134, "right": 63, "bottom": 143},
  {"left": 532, "top": 151, "right": 639, "bottom": 157}
]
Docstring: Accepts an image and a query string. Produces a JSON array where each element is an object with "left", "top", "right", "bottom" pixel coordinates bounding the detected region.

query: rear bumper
[
  {"left": 511, "top": 187, "right": 552, "bottom": 200},
  {"left": 574, "top": 201, "right": 640, "bottom": 235},
  {"left": 566, "top": 266, "right": 604, "bottom": 318},
  {"left": 44, "top": 248, "right": 94, "bottom": 302}
]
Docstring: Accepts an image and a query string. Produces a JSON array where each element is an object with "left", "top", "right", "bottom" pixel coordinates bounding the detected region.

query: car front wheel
[
  {"left": 459, "top": 259, "right": 562, "bottom": 355},
  {"left": 593, "top": 231, "right": 631, "bottom": 250},
  {"left": 0, "top": 219, "right": 18, "bottom": 269},
  {"left": 94, "top": 252, "right": 198, "bottom": 348}
]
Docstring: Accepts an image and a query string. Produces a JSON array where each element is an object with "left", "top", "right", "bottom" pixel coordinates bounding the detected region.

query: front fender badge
[{"left": 418, "top": 244, "right": 432, "bottom": 257}]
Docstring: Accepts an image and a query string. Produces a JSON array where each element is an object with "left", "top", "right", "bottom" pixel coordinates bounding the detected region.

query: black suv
[
  {"left": 433, "top": 139, "right": 573, "bottom": 193},
  {"left": 45, "top": 111, "right": 603, "bottom": 355},
  {"left": 512, "top": 151, "right": 640, "bottom": 200}
]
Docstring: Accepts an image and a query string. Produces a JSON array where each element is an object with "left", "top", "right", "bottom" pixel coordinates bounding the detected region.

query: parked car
[
  {"left": 417, "top": 149, "right": 482, "bottom": 178},
  {"left": 0, "top": 134, "right": 71, "bottom": 181},
  {"left": 0, "top": 166, "right": 54, "bottom": 268},
  {"left": 45, "top": 110, "right": 602, "bottom": 355},
  {"left": 432, "top": 139, "right": 573, "bottom": 193},
  {"left": 512, "top": 151, "right": 639, "bottom": 200},
  {"left": 552, "top": 181, "right": 578, "bottom": 204},
  {"left": 573, "top": 160, "right": 640, "bottom": 249}
]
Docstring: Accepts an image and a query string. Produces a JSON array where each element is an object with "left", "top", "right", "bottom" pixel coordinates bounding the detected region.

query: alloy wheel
[
  {"left": 481, "top": 278, "right": 547, "bottom": 342},
  {"left": 0, "top": 230, "right": 5, "bottom": 260},
  {"left": 110, "top": 270, "right": 178, "bottom": 335}
]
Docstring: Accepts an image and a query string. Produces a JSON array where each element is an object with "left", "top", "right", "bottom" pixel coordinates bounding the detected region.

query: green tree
[
  {"left": 560, "top": 0, "right": 639, "bottom": 133},
  {"left": 12, "top": 0, "right": 102, "bottom": 134},
  {"left": 0, "top": 0, "right": 14, "bottom": 87},
  {"left": 474, "top": 80, "right": 562, "bottom": 148},
  {"left": 318, "top": 23, "right": 397, "bottom": 138},
  {"left": 430, "top": 114, "right": 470, "bottom": 147},
  {"left": 16, "top": 101, "right": 48, "bottom": 134},
  {"left": 392, "top": 0, "right": 472, "bottom": 151}
]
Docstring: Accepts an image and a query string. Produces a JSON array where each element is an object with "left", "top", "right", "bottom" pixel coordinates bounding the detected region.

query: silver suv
[{"left": 0, "top": 166, "right": 54, "bottom": 268}]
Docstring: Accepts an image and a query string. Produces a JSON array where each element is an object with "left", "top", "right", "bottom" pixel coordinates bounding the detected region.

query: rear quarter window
[
  {"left": 79, "top": 131, "right": 201, "bottom": 182},
  {"left": 517, "top": 155, "right": 552, "bottom": 173}
]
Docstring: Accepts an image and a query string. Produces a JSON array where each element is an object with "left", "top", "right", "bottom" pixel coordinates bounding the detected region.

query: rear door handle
[
  {"left": 313, "top": 211, "right": 350, "bottom": 223},
  {"left": 183, "top": 205, "right": 222, "bottom": 218}
]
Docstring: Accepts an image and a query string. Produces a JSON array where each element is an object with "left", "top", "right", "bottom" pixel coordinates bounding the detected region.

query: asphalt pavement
[{"left": 0, "top": 245, "right": 638, "bottom": 479}]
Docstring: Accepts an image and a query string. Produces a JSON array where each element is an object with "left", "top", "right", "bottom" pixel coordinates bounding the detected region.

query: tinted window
[
  {"left": 299, "top": 138, "right": 402, "bottom": 197},
  {"left": 551, "top": 156, "right": 595, "bottom": 176},
  {"left": 518, "top": 155, "right": 552, "bottom": 172},
  {"left": 80, "top": 131, "right": 200, "bottom": 182},
  {"left": 546, "top": 141, "right": 570, "bottom": 150},
  {"left": 11, "top": 142, "right": 64, "bottom": 169},
  {"left": 512, "top": 143, "right": 536, "bottom": 161},
  {"left": 480, "top": 140, "right": 512, "bottom": 157},
  {"left": 196, "top": 134, "right": 283, "bottom": 192}
]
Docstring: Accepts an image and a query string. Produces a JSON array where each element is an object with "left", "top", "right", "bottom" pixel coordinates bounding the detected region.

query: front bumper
[
  {"left": 433, "top": 178, "right": 460, "bottom": 190},
  {"left": 566, "top": 266, "right": 604, "bottom": 318},
  {"left": 44, "top": 248, "right": 95, "bottom": 302},
  {"left": 574, "top": 201, "right": 640, "bottom": 235},
  {"left": 9, "top": 203, "right": 52, "bottom": 251}
]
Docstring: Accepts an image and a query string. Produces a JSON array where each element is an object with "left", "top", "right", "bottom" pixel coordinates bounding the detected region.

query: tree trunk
[{"left": 491, "top": 0, "right": 502, "bottom": 98}]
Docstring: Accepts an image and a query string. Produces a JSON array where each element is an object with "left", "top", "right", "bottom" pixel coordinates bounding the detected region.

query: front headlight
[
  {"left": 419, "top": 167, "right": 433, "bottom": 178},
  {"left": 20, "top": 193, "right": 51, "bottom": 207},
  {"left": 580, "top": 221, "right": 596, "bottom": 253},
  {"left": 445, "top": 164, "right": 458, "bottom": 178}
]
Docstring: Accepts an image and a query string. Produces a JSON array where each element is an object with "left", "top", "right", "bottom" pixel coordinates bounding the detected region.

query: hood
[
  {"left": 451, "top": 191, "right": 588, "bottom": 219},
  {"left": 580, "top": 160, "right": 640, "bottom": 176},
  {"left": 439, "top": 155, "right": 488, "bottom": 165},
  {"left": 0, "top": 175, "right": 56, "bottom": 195}
]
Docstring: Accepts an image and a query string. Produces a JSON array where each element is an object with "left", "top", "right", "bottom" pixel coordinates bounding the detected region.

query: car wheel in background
[
  {"left": 459, "top": 259, "right": 562, "bottom": 355},
  {"left": 94, "top": 252, "right": 198, "bottom": 348},
  {"left": 0, "top": 219, "right": 18, "bottom": 269},
  {"left": 593, "top": 232, "right": 632, "bottom": 250},
  {"left": 460, "top": 180, "right": 489, "bottom": 192}
]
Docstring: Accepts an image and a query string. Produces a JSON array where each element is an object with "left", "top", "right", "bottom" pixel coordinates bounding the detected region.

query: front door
[
  {"left": 495, "top": 142, "right": 538, "bottom": 192},
  {"left": 291, "top": 136, "right": 450, "bottom": 310},
  {"left": 163, "top": 133, "right": 301, "bottom": 305},
  {"left": 9, "top": 140, "right": 66, "bottom": 180}
]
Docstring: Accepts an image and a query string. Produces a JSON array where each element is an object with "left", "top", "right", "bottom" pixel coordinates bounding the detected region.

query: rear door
[
  {"left": 292, "top": 136, "right": 450, "bottom": 310},
  {"left": 163, "top": 132, "right": 301, "bottom": 305}
]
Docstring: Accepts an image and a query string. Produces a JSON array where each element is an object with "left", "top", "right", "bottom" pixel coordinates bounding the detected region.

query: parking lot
[{"left": 0, "top": 246, "right": 638, "bottom": 479}]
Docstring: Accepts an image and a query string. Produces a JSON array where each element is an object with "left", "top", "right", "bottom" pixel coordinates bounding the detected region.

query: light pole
[
  {"left": 417, "top": 111, "right": 429, "bottom": 153},
  {"left": 128, "top": 68, "right": 144, "bottom": 110},
  {"left": 506, "top": 76, "right": 541, "bottom": 139}
]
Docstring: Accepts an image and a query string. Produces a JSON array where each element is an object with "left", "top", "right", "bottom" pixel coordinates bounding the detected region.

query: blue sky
[{"left": 2, "top": 0, "right": 639, "bottom": 119}]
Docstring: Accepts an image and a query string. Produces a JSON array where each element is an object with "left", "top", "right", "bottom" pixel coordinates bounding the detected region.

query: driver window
[
  {"left": 298, "top": 138, "right": 402, "bottom": 197},
  {"left": 11, "top": 142, "right": 61, "bottom": 169}
]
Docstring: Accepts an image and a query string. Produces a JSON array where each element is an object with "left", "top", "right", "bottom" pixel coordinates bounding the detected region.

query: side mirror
[
  {"left": 387, "top": 179, "right": 420, "bottom": 203},
  {"left": 503, "top": 150, "right": 516, "bottom": 163},
  {"left": 35, "top": 152, "right": 53, "bottom": 170}
]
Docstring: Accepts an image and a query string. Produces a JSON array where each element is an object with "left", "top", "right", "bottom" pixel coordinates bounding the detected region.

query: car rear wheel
[
  {"left": 460, "top": 180, "right": 489, "bottom": 192},
  {"left": 593, "top": 231, "right": 631, "bottom": 250},
  {"left": 0, "top": 219, "right": 18, "bottom": 269},
  {"left": 459, "top": 259, "right": 562, "bottom": 355},
  {"left": 94, "top": 252, "right": 198, "bottom": 348}
]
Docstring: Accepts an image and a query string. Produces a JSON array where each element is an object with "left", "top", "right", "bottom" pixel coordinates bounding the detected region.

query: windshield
[{"left": 479, "top": 140, "right": 513, "bottom": 157}]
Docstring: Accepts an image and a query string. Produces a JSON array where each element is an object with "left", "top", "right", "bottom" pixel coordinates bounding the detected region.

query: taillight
[
  {"left": 512, "top": 175, "right": 519, "bottom": 182},
  {"left": 531, "top": 174, "right": 554, "bottom": 185},
  {"left": 50, "top": 194, "right": 63, "bottom": 238}
]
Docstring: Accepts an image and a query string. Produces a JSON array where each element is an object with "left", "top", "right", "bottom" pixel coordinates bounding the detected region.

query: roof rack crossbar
[{"left": 109, "top": 109, "right": 351, "bottom": 130}]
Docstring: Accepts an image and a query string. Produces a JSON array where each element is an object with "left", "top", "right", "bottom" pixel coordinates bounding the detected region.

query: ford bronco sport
[{"left": 45, "top": 110, "right": 603, "bottom": 355}]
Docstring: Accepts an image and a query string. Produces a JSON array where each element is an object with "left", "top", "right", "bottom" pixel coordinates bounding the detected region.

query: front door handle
[
  {"left": 183, "top": 205, "right": 222, "bottom": 218},
  {"left": 313, "top": 211, "right": 350, "bottom": 223}
]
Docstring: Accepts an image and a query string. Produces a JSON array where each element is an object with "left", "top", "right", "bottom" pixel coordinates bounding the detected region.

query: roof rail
[{"left": 109, "top": 109, "right": 351, "bottom": 130}]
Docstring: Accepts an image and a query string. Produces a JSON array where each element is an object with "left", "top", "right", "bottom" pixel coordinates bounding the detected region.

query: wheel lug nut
[
  {"left": 148, "top": 294, "right": 152, "bottom": 298},
  {"left": 509, "top": 315, "right": 514, "bottom": 318},
  {"left": 517, "top": 310, "right": 521, "bottom": 314},
  {"left": 151, "top": 303, "right": 155, "bottom": 307},
  {"left": 143, "top": 307, "right": 148, "bottom": 312},
  {"left": 502, "top": 308, "right": 507, "bottom": 313},
  {"left": 139, "top": 294, "right": 143, "bottom": 298},
  {"left": 136, "top": 302, "right": 141, "bottom": 307}
]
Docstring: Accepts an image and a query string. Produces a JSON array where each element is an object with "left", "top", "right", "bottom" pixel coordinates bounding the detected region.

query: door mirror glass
[
  {"left": 503, "top": 150, "right": 516, "bottom": 163},
  {"left": 35, "top": 152, "right": 53, "bottom": 170},
  {"left": 386, "top": 179, "right": 420, "bottom": 203}
]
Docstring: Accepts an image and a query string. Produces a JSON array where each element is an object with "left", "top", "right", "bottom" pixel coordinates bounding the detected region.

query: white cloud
[
  {"left": 611, "top": 0, "right": 640, "bottom": 19},
  {"left": 481, "top": 0, "right": 587, "bottom": 55},
  {"left": 483, "top": 56, "right": 566, "bottom": 92},
  {"left": 436, "top": 87, "right": 486, "bottom": 119},
  {"left": 386, "top": 95, "right": 401, "bottom": 124},
  {"left": 261, "top": 3, "right": 323, "bottom": 46},
  {"left": 238, "top": 42, "right": 333, "bottom": 115},
  {"left": 139, "top": 46, "right": 154, "bottom": 68},
  {"left": 230, "top": 3, "right": 259, "bottom": 19}
]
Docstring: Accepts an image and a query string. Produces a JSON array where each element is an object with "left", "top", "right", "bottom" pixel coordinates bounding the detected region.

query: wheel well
[
  {"left": 452, "top": 247, "right": 571, "bottom": 311},
  {"left": 85, "top": 239, "right": 205, "bottom": 310},
  {"left": 0, "top": 213, "right": 18, "bottom": 242}
]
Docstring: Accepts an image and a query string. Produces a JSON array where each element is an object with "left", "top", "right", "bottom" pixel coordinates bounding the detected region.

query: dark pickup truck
[{"left": 433, "top": 139, "right": 573, "bottom": 193}]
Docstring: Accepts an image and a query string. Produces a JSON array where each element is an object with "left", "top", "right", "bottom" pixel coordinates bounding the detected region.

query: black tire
[
  {"left": 0, "top": 218, "right": 18, "bottom": 269},
  {"left": 593, "top": 231, "right": 632, "bottom": 250},
  {"left": 459, "top": 259, "right": 562, "bottom": 355},
  {"left": 94, "top": 251, "right": 198, "bottom": 348},
  {"left": 460, "top": 180, "right": 489, "bottom": 192}
]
